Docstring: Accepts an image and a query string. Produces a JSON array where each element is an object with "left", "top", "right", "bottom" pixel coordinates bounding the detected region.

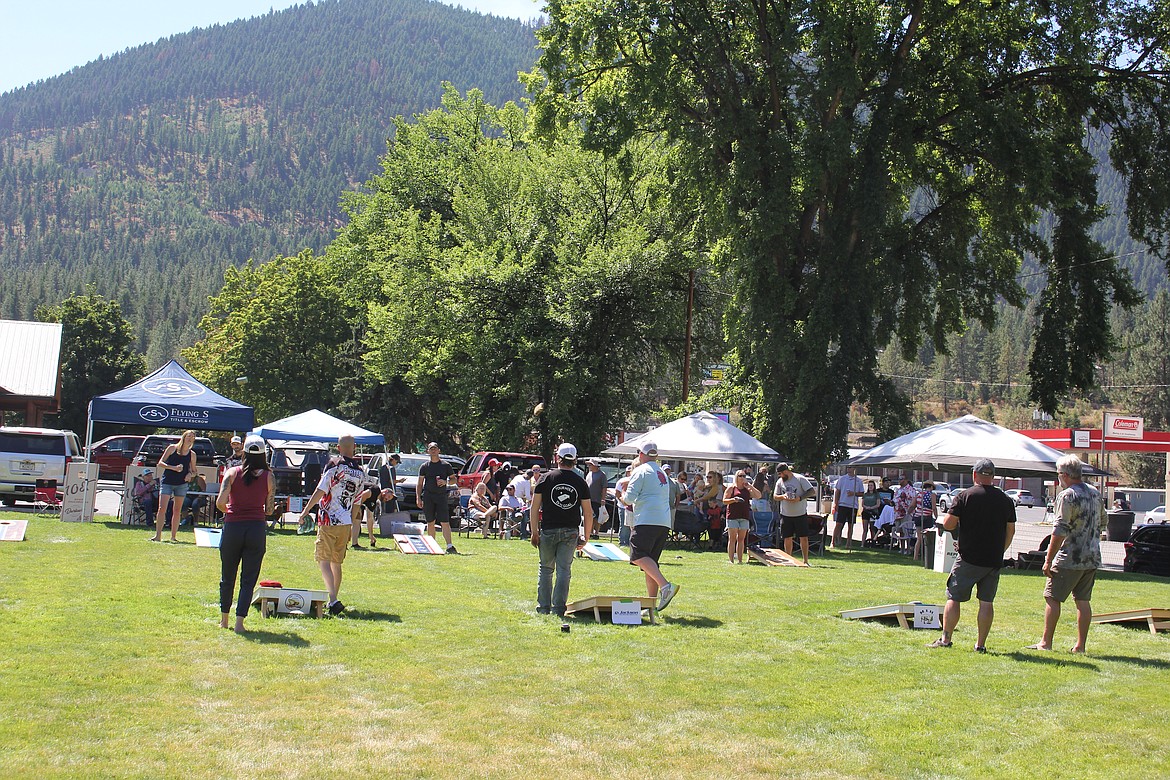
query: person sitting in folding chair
[
  {"left": 132, "top": 471, "right": 159, "bottom": 524},
  {"left": 469, "top": 482, "right": 499, "bottom": 538},
  {"left": 498, "top": 483, "right": 528, "bottom": 538}
]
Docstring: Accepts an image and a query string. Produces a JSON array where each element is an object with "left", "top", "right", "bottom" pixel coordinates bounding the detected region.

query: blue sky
[{"left": 0, "top": 0, "right": 542, "bottom": 95}]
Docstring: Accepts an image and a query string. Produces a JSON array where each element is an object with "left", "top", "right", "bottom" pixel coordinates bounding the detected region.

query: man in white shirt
[
  {"left": 622, "top": 441, "right": 680, "bottom": 611},
  {"left": 509, "top": 468, "right": 534, "bottom": 504},
  {"left": 773, "top": 462, "right": 816, "bottom": 564},
  {"left": 831, "top": 465, "right": 865, "bottom": 551},
  {"left": 497, "top": 483, "right": 528, "bottom": 538}
]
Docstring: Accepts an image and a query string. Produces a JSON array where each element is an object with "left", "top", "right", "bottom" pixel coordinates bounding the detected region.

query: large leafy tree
[
  {"left": 182, "top": 250, "right": 352, "bottom": 424},
  {"left": 529, "top": 1, "right": 1169, "bottom": 469},
  {"left": 341, "top": 87, "right": 722, "bottom": 458},
  {"left": 35, "top": 290, "right": 146, "bottom": 436},
  {"left": 1118, "top": 290, "right": 1170, "bottom": 487}
]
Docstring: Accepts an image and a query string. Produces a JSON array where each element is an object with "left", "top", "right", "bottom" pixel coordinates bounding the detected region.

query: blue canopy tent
[
  {"left": 252, "top": 409, "right": 384, "bottom": 446},
  {"left": 84, "top": 360, "right": 255, "bottom": 459}
]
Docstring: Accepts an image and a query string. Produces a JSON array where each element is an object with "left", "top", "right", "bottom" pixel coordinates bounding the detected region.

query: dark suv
[
  {"left": 1123, "top": 523, "right": 1170, "bottom": 577},
  {"left": 133, "top": 435, "right": 219, "bottom": 468}
]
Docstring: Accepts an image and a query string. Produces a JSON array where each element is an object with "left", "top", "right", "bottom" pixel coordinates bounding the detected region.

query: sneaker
[
  {"left": 446, "top": 544, "right": 458, "bottom": 554},
  {"left": 536, "top": 608, "right": 551, "bottom": 615},
  {"left": 974, "top": 645, "right": 987, "bottom": 654},
  {"left": 328, "top": 601, "right": 346, "bottom": 616},
  {"left": 369, "top": 538, "right": 377, "bottom": 548},
  {"left": 926, "top": 637, "right": 952, "bottom": 648},
  {"left": 352, "top": 542, "right": 364, "bottom": 550},
  {"left": 657, "top": 582, "right": 680, "bottom": 611}
]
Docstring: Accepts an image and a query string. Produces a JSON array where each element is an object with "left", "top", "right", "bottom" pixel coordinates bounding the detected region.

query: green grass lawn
[{"left": 2, "top": 513, "right": 1168, "bottom": 779}]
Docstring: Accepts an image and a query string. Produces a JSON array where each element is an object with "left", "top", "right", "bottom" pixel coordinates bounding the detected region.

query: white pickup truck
[{"left": 0, "top": 427, "right": 83, "bottom": 504}]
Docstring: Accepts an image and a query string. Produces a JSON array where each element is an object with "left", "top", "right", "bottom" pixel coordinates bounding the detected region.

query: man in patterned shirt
[
  {"left": 297, "top": 434, "right": 365, "bottom": 615},
  {"left": 1027, "top": 455, "right": 1103, "bottom": 653}
]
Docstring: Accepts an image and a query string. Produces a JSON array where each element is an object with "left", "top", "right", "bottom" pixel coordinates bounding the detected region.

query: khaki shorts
[
  {"left": 315, "top": 524, "right": 351, "bottom": 564},
  {"left": 1044, "top": 567, "right": 1096, "bottom": 602}
]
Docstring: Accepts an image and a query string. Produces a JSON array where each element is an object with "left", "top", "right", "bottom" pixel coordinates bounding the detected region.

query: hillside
[{"left": 0, "top": 0, "right": 538, "bottom": 363}]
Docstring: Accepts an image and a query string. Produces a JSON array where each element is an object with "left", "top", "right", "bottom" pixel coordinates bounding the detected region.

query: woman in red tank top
[
  {"left": 722, "top": 470, "right": 762, "bottom": 564},
  {"left": 214, "top": 435, "right": 275, "bottom": 632}
]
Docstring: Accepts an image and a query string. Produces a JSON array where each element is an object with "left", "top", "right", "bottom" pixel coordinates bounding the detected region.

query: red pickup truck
[{"left": 456, "top": 451, "right": 547, "bottom": 494}]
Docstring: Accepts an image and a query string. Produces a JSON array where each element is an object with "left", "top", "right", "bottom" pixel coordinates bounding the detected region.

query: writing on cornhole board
[
  {"left": 913, "top": 605, "right": 941, "bottom": 629},
  {"left": 611, "top": 600, "right": 643, "bottom": 625}
]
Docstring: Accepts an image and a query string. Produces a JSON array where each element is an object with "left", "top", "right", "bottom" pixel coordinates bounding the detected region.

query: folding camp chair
[{"left": 33, "top": 479, "right": 62, "bottom": 515}]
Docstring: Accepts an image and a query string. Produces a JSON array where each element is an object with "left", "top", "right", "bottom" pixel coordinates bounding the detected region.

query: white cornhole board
[
  {"left": 394, "top": 534, "right": 445, "bottom": 554},
  {"left": 841, "top": 602, "right": 942, "bottom": 630},
  {"left": 565, "top": 596, "right": 658, "bottom": 625},
  {"left": 194, "top": 527, "right": 222, "bottom": 548},
  {"left": 0, "top": 520, "right": 29, "bottom": 541},
  {"left": 583, "top": 542, "right": 630, "bottom": 562},
  {"left": 933, "top": 529, "right": 959, "bottom": 574},
  {"left": 251, "top": 587, "right": 329, "bottom": 618},
  {"left": 61, "top": 462, "right": 99, "bottom": 523}
]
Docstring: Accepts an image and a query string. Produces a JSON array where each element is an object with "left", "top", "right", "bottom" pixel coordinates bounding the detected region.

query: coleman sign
[{"left": 1104, "top": 413, "right": 1143, "bottom": 440}]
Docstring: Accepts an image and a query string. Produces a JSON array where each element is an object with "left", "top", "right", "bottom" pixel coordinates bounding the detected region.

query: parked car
[
  {"left": 1123, "top": 523, "right": 1170, "bottom": 577},
  {"left": 937, "top": 488, "right": 965, "bottom": 513},
  {"left": 132, "top": 435, "right": 219, "bottom": 469},
  {"left": 1143, "top": 505, "right": 1166, "bottom": 524},
  {"left": 456, "top": 451, "right": 547, "bottom": 494},
  {"left": 1005, "top": 489, "right": 1036, "bottom": 508},
  {"left": 267, "top": 440, "right": 332, "bottom": 496},
  {"left": 0, "top": 427, "right": 83, "bottom": 504},
  {"left": 87, "top": 434, "right": 146, "bottom": 480}
]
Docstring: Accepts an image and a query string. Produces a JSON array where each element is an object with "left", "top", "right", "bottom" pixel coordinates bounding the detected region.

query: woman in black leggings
[{"left": 215, "top": 435, "right": 275, "bottom": 632}]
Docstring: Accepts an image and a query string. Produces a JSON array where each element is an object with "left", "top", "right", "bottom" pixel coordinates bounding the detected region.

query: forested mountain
[{"left": 0, "top": 0, "right": 538, "bottom": 364}]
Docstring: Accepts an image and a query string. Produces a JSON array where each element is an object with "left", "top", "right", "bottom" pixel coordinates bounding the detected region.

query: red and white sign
[{"left": 1105, "top": 414, "right": 1144, "bottom": 441}]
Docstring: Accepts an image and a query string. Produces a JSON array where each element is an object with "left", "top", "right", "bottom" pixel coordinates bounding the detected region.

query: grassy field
[{"left": 1, "top": 513, "right": 1168, "bottom": 779}]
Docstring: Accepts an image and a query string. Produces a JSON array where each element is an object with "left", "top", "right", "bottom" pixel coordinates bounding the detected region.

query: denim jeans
[
  {"left": 537, "top": 527, "right": 579, "bottom": 614},
  {"left": 619, "top": 511, "right": 632, "bottom": 546}
]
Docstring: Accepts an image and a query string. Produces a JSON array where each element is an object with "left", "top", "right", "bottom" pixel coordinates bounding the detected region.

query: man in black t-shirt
[
  {"left": 416, "top": 442, "right": 457, "bottom": 554},
  {"left": 928, "top": 458, "right": 1016, "bottom": 652},
  {"left": 530, "top": 443, "right": 595, "bottom": 616}
]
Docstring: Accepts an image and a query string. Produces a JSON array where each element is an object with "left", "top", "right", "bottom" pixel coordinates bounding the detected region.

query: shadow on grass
[
  {"left": 1006, "top": 651, "right": 1099, "bottom": 671},
  {"left": 1094, "top": 654, "right": 1170, "bottom": 670},
  {"left": 238, "top": 629, "right": 311, "bottom": 647},
  {"left": 341, "top": 609, "right": 402, "bottom": 623},
  {"left": 660, "top": 614, "right": 723, "bottom": 629}
]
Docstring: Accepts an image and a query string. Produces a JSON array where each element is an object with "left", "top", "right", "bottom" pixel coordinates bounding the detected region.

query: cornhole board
[
  {"left": 193, "top": 527, "right": 222, "bottom": 548},
  {"left": 582, "top": 542, "right": 630, "bottom": 562},
  {"left": 1091, "top": 608, "right": 1170, "bottom": 635},
  {"left": 840, "top": 602, "right": 942, "bottom": 630},
  {"left": 565, "top": 596, "right": 658, "bottom": 625},
  {"left": 747, "top": 546, "right": 809, "bottom": 568},
  {"left": 394, "top": 534, "right": 446, "bottom": 554},
  {"left": 0, "top": 520, "right": 29, "bottom": 541},
  {"left": 251, "top": 587, "right": 329, "bottom": 618}
]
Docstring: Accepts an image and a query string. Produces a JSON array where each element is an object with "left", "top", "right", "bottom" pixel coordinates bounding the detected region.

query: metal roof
[{"left": 0, "top": 319, "right": 63, "bottom": 399}]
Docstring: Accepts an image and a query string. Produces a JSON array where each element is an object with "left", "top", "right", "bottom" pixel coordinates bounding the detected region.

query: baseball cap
[
  {"left": 230, "top": 435, "right": 242, "bottom": 444},
  {"left": 556, "top": 443, "right": 578, "bottom": 461},
  {"left": 776, "top": 462, "right": 791, "bottom": 472},
  {"left": 662, "top": 464, "right": 673, "bottom": 472},
  {"left": 487, "top": 458, "right": 501, "bottom": 467},
  {"left": 243, "top": 434, "right": 265, "bottom": 454},
  {"left": 502, "top": 460, "right": 512, "bottom": 469},
  {"left": 973, "top": 458, "right": 996, "bottom": 477},
  {"left": 585, "top": 458, "right": 600, "bottom": 466},
  {"left": 638, "top": 441, "right": 658, "bottom": 456}
]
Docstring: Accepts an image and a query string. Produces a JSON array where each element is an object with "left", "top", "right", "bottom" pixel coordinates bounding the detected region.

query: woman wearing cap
[
  {"left": 215, "top": 435, "right": 276, "bottom": 633},
  {"left": 723, "top": 470, "right": 762, "bottom": 563}
]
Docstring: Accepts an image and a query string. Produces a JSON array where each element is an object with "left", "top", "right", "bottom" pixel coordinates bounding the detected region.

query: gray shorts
[
  {"left": 946, "top": 559, "right": 1001, "bottom": 603},
  {"left": 1045, "top": 567, "right": 1096, "bottom": 602},
  {"left": 725, "top": 517, "right": 751, "bottom": 531},
  {"left": 159, "top": 482, "right": 188, "bottom": 498}
]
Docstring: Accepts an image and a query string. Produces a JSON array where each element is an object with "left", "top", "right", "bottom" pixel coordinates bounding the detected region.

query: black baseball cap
[{"left": 973, "top": 458, "right": 996, "bottom": 477}]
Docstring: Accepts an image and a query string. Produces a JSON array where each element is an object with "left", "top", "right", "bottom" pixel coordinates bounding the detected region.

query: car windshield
[
  {"left": 0, "top": 433, "right": 64, "bottom": 456},
  {"left": 395, "top": 456, "right": 430, "bottom": 477}
]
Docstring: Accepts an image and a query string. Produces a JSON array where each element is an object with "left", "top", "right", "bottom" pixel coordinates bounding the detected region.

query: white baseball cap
[
  {"left": 230, "top": 436, "right": 242, "bottom": 444},
  {"left": 638, "top": 441, "right": 658, "bottom": 456},
  {"left": 556, "top": 443, "right": 578, "bottom": 461},
  {"left": 243, "top": 434, "right": 265, "bottom": 454}
]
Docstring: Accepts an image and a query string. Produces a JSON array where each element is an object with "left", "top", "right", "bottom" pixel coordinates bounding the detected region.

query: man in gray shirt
[
  {"left": 773, "top": 462, "right": 815, "bottom": 564},
  {"left": 1027, "top": 454, "right": 1103, "bottom": 653},
  {"left": 584, "top": 459, "right": 608, "bottom": 537}
]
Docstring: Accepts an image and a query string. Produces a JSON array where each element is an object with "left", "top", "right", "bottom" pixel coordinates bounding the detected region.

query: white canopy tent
[
  {"left": 252, "top": 409, "right": 384, "bottom": 446},
  {"left": 842, "top": 414, "right": 1102, "bottom": 477},
  {"left": 601, "top": 411, "right": 783, "bottom": 462}
]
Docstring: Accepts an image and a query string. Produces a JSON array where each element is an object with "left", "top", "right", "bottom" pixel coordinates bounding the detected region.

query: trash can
[
  {"left": 923, "top": 529, "right": 937, "bottom": 569},
  {"left": 1106, "top": 510, "right": 1135, "bottom": 542}
]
